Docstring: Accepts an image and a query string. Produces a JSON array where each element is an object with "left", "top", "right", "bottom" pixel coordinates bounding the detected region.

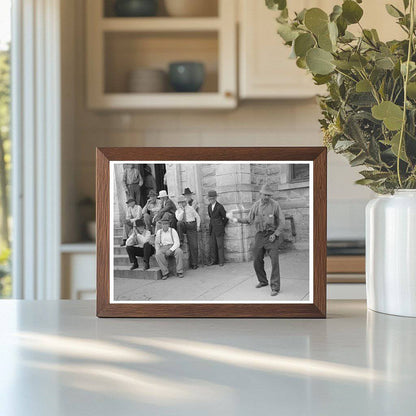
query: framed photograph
[{"left": 96, "top": 147, "right": 327, "bottom": 318}]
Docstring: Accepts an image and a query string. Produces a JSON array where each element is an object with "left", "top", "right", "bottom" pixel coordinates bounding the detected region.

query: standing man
[
  {"left": 176, "top": 195, "right": 200, "bottom": 269},
  {"left": 207, "top": 190, "right": 228, "bottom": 267},
  {"left": 237, "top": 184, "right": 286, "bottom": 296},
  {"left": 121, "top": 198, "right": 142, "bottom": 247},
  {"left": 183, "top": 187, "right": 199, "bottom": 212},
  {"left": 142, "top": 190, "right": 162, "bottom": 232},
  {"left": 125, "top": 219, "right": 154, "bottom": 270},
  {"left": 155, "top": 214, "right": 184, "bottom": 279},
  {"left": 154, "top": 190, "right": 177, "bottom": 229},
  {"left": 123, "top": 164, "right": 143, "bottom": 205}
]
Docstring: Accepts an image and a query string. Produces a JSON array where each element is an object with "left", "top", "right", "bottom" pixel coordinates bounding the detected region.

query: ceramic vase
[{"left": 366, "top": 190, "right": 416, "bottom": 317}]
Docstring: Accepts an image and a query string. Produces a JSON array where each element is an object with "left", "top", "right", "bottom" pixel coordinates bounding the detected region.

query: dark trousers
[
  {"left": 126, "top": 243, "right": 154, "bottom": 265},
  {"left": 177, "top": 221, "right": 198, "bottom": 267},
  {"left": 126, "top": 183, "right": 141, "bottom": 205},
  {"left": 253, "top": 231, "right": 280, "bottom": 291},
  {"left": 209, "top": 232, "right": 225, "bottom": 265}
]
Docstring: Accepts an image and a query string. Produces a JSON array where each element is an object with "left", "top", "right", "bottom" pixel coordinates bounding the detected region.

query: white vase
[{"left": 366, "top": 190, "right": 416, "bottom": 317}]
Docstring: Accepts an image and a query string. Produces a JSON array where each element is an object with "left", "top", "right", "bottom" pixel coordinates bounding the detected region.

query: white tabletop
[{"left": 0, "top": 300, "right": 415, "bottom": 416}]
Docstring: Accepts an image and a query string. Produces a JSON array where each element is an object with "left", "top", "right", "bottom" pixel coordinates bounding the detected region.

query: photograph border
[{"left": 97, "top": 147, "right": 327, "bottom": 318}]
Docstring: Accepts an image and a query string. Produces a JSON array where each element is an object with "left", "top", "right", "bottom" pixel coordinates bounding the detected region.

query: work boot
[
  {"left": 256, "top": 282, "right": 268, "bottom": 288},
  {"left": 130, "top": 263, "right": 138, "bottom": 271}
]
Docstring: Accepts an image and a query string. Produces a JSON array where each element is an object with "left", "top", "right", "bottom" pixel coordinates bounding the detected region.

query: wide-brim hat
[
  {"left": 148, "top": 190, "right": 157, "bottom": 197},
  {"left": 259, "top": 184, "right": 273, "bottom": 195},
  {"left": 183, "top": 187, "right": 194, "bottom": 195},
  {"left": 207, "top": 190, "right": 217, "bottom": 198},
  {"left": 158, "top": 190, "right": 168, "bottom": 198},
  {"left": 126, "top": 198, "right": 136, "bottom": 204},
  {"left": 161, "top": 213, "right": 172, "bottom": 223},
  {"left": 177, "top": 195, "right": 187, "bottom": 203}
]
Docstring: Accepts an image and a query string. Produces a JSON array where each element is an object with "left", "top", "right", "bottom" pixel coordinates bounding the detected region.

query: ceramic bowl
[
  {"left": 168, "top": 62, "right": 205, "bottom": 93},
  {"left": 114, "top": 0, "right": 158, "bottom": 17}
]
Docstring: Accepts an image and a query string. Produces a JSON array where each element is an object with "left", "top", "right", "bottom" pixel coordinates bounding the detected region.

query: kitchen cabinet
[{"left": 86, "top": 0, "right": 237, "bottom": 109}]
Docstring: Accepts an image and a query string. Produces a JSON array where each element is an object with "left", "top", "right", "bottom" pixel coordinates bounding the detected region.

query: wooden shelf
[{"left": 101, "top": 17, "right": 221, "bottom": 32}]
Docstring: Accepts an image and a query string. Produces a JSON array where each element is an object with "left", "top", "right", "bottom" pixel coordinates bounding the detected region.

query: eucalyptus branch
[{"left": 397, "top": 0, "right": 415, "bottom": 187}]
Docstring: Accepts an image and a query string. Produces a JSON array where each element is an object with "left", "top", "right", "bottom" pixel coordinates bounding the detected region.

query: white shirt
[
  {"left": 126, "top": 229, "right": 150, "bottom": 248},
  {"left": 155, "top": 228, "right": 180, "bottom": 252},
  {"left": 211, "top": 202, "right": 217, "bottom": 210},
  {"left": 126, "top": 205, "right": 142, "bottom": 222},
  {"left": 175, "top": 205, "right": 201, "bottom": 228}
]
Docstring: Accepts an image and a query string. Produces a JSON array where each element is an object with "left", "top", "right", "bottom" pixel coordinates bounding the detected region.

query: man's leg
[
  {"left": 143, "top": 243, "right": 154, "bottom": 269},
  {"left": 126, "top": 246, "right": 138, "bottom": 266},
  {"left": 216, "top": 233, "right": 225, "bottom": 266},
  {"left": 186, "top": 222, "right": 198, "bottom": 267},
  {"left": 131, "top": 183, "right": 141, "bottom": 205},
  {"left": 267, "top": 239, "right": 281, "bottom": 292},
  {"left": 155, "top": 246, "right": 169, "bottom": 276},
  {"left": 143, "top": 213, "right": 152, "bottom": 231},
  {"left": 253, "top": 232, "right": 268, "bottom": 286},
  {"left": 209, "top": 232, "right": 218, "bottom": 264},
  {"left": 173, "top": 247, "right": 184, "bottom": 275},
  {"left": 177, "top": 221, "right": 186, "bottom": 243},
  {"left": 122, "top": 220, "right": 132, "bottom": 242}
]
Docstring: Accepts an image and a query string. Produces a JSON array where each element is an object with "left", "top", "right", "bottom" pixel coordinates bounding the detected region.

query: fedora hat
[
  {"left": 161, "top": 213, "right": 171, "bottom": 223},
  {"left": 259, "top": 184, "right": 273, "bottom": 195},
  {"left": 207, "top": 190, "right": 217, "bottom": 198},
  {"left": 148, "top": 190, "right": 157, "bottom": 197},
  {"left": 177, "top": 195, "right": 187, "bottom": 203},
  {"left": 158, "top": 190, "right": 168, "bottom": 198},
  {"left": 183, "top": 187, "right": 194, "bottom": 195},
  {"left": 126, "top": 198, "right": 136, "bottom": 204}
]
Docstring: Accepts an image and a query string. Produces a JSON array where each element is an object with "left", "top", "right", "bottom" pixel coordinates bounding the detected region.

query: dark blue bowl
[
  {"left": 169, "top": 62, "right": 205, "bottom": 93},
  {"left": 114, "top": 0, "right": 158, "bottom": 17}
]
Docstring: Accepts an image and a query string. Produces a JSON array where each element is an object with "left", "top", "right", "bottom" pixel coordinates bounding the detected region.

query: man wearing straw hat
[
  {"left": 154, "top": 190, "right": 177, "bottom": 229},
  {"left": 237, "top": 184, "right": 286, "bottom": 296},
  {"left": 155, "top": 213, "right": 184, "bottom": 279},
  {"left": 121, "top": 198, "right": 143, "bottom": 247}
]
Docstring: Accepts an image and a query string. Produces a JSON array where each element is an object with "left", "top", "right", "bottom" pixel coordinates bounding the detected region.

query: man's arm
[
  {"left": 142, "top": 201, "right": 149, "bottom": 215},
  {"left": 138, "top": 171, "right": 143, "bottom": 187},
  {"left": 175, "top": 208, "right": 184, "bottom": 222},
  {"left": 220, "top": 205, "right": 229, "bottom": 226},
  {"left": 126, "top": 230, "right": 137, "bottom": 246},
  {"left": 133, "top": 206, "right": 142, "bottom": 221},
  {"left": 154, "top": 230, "right": 161, "bottom": 251},
  {"left": 170, "top": 229, "right": 180, "bottom": 252},
  {"left": 122, "top": 169, "right": 128, "bottom": 191},
  {"left": 194, "top": 208, "right": 201, "bottom": 229},
  {"left": 274, "top": 201, "right": 286, "bottom": 237},
  {"left": 238, "top": 202, "right": 256, "bottom": 224}
]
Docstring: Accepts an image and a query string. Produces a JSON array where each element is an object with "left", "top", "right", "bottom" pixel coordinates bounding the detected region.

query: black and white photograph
[{"left": 110, "top": 161, "right": 313, "bottom": 303}]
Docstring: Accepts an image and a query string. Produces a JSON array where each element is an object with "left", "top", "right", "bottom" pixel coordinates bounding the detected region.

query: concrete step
[
  {"left": 114, "top": 266, "right": 162, "bottom": 280},
  {"left": 114, "top": 254, "right": 159, "bottom": 268}
]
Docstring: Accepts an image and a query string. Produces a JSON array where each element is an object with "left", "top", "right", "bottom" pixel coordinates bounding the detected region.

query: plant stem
[{"left": 397, "top": 0, "right": 415, "bottom": 188}]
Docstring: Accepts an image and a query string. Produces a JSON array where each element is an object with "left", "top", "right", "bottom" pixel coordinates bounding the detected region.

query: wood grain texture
[
  {"left": 327, "top": 256, "right": 365, "bottom": 274},
  {"left": 96, "top": 147, "right": 327, "bottom": 318}
]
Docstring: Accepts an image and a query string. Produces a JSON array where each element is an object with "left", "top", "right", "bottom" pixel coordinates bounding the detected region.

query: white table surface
[{"left": 0, "top": 300, "right": 415, "bottom": 416}]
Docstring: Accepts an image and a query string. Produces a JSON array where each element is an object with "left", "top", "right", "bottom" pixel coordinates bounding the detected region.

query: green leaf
[
  {"left": 381, "top": 132, "right": 409, "bottom": 162},
  {"left": 342, "top": 0, "right": 363, "bottom": 24},
  {"left": 277, "top": 23, "right": 299, "bottom": 42},
  {"left": 385, "top": 4, "right": 403, "bottom": 18},
  {"left": 304, "top": 8, "right": 329, "bottom": 35},
  {"left": 296, "top": 57, "right": 307, "bottom": 69},
  {"left": 350, "top": 152, "right": 368, "bottom": 167},
  {"left": 330, "top": 5, "right": 343, "bottom": 22},
  {"left": 375, "top": 56, "right": 395, "bottom": 70},
  {"left": 266, "top": 0, "right": 287, "bottom": 11},
  {"left": 372, "top": 101, "right": 404, "bottom": 130},
  {"left": 356, "top": 79, "right": 372, "bottom": 92},
  {"left": 306, "top": 48, "right": 335, "bottom": 75},
  {"left": 403, "top": 0, "right": 410, "bottom": 9},
  {"left": 407, "top": 82, "right": 416, "bottom": 99},
  {"left": 294, "top": 33, "right": 315, "bottom": 57}
]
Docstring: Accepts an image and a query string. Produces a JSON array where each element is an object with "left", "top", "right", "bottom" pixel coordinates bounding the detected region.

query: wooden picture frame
[{"left": 96, "top": 147, "right": 327, "bottom": 318}]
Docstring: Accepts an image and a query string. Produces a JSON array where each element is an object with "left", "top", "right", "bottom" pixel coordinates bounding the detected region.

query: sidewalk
[{"left": 114, "top": 249, "right": 310, "bottom": 302}]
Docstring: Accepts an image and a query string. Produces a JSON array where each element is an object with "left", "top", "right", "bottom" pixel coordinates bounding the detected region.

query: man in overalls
[{"left": 237, "top": 184, "right": 286, "bottom": 296}]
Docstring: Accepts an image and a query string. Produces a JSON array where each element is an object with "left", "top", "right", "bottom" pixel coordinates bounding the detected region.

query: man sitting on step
[
  {"left": 121, "top": 198, "right": 143, "bottom": 247},
  {"left": 155, "top": 213, "right": 184, "bottom": 280},
  {"left": 142, "top": 190, "right": 162, "bottom": 233},
  {"left": 176, "top": 195, "right": 200, "bottom": 270},
  {"left": 126, "top": 219, "right": 155, "bottom": 271}
]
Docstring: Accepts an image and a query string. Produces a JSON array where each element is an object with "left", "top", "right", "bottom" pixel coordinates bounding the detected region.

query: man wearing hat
[
  {"left": 237, "top": 184, "right": 286, "bottom": 296},
  {"left": 121, "top": 198, "right": 143, "bottom": 247},
  {"left": 122, "top": 164, "right": 143, "bottom": 205},
  {"left": 155, "top": 213, "right": 184, "bottom": 279},
  {"left": 125, "top": 219, "right": 155, "bottom": 270},
  {"left": 183, "top": 188, "right": 199, "bottom": 212},
  {"left": 142, "top": 190, "right": 162, "bottom": 232},
  {"left": 154, "top": 190, "right": 177, "bottom": 229},
  {"left": 207, "top": 190, "right": 228, "bottom": 267},
  {"left": 176, "top": 195, "right": 201, "bottom": 269}
]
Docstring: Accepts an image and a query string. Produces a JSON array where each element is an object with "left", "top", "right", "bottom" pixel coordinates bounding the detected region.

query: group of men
[{"left": 120, "top": 181, "right": 285, "bottom": 296}]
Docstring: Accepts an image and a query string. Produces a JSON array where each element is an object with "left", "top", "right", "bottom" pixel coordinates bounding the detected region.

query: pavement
[{"left": 113, "top": 249, "right": 310, "bottom": 302}]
